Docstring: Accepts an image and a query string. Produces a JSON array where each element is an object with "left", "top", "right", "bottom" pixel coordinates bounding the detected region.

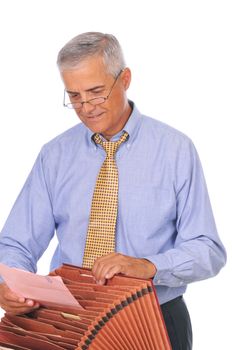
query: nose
[{"left": 81, "top": 101, "right": 96, "bottom": 113}]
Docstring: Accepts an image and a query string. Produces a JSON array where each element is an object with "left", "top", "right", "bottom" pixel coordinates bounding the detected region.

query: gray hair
[{"left": 57, "top": 32, "right": 126, "bottom": 77}]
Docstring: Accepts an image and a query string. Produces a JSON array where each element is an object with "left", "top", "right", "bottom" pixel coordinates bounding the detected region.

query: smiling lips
[{"left": 86, "top": 112, "right": 104, "bottom": 120}]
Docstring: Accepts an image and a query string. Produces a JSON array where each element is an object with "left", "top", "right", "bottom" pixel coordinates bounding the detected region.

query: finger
[
  {"left": 25, "top": 299, "right": 37, "bottom": 307},
  {"left": 92, "top": 254, "right": 112, "bottom": 279},
  {"left": 0, "top": 298, "right": 38, "bottom": 312},
  {"left": 3, "top": 289, "right": 25, "bottom": 303},
  {"left": 2, "top": 284, "right": 37, "bottom": 306},
  {"left": 95, "top": 262, "right": 122, "bottom": 284},
  {"left": 1, "top": 297, "right": 36, "bottom": 307},
  {"left": 105, "top": 264, "right": 123, "bottom": 279},
  {"left": 5, "top": 302, "right": 40, "bottom": 315},
  {"left": 1, "top": 299, "right": 26, "bottom": 308},
  {"left": 1, "top": 300, "right": 40, "bottom": 314},
  {"left": 92, "top": 259, "right": 108, "bottom": 283},
  {"left": 92, "top": 253, "right": 117, "bottom": 276},
  {"left": 95, "top": 278, "right": 106, "bottom": 285},
  {"left": 93, "top": 259, "right": 118, "bottom": 284},
  {"left": 92, "top": 253, "right": 125, "bottom": 283}
]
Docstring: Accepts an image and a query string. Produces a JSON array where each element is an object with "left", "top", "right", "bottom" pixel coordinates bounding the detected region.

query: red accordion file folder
[{"left": 0, "top": 264, "right": 172, "bottom": 350}]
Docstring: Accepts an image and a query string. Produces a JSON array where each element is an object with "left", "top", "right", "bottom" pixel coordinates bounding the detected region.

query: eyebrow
[{"left": 66, "top": 84, "right": 106, "bottom": 95}]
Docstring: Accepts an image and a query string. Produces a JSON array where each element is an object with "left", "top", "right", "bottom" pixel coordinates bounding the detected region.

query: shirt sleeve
[
  {"left": 144, "top": 139, "right": 227, "bottom": 288},
  {"left": 0, "top": 147, "right": 55, "bottom": 275}
]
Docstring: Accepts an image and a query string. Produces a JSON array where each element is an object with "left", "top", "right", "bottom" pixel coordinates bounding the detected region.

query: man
[{"left": 0, "top": 32, "right": 226, "bottom": 349}]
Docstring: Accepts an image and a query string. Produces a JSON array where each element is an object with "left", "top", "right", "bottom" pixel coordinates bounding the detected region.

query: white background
[{"left": 0, "top": 1, "right": 231, "bottom": 348}]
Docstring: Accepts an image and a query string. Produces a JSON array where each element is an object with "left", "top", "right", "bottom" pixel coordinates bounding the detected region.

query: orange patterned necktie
[{"left": 82, "top": 131, "right": 129, "bottom": 268}]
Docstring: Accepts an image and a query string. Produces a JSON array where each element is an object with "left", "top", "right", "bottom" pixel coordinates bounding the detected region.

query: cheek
[
  {"left": 74, "top": 110, "right": 81, "bottom": 118},
  {"left": 110, "top": 100, "right": 125, "bottom": 120}
]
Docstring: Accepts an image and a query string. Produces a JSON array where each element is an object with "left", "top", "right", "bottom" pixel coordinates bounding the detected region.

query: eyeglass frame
[{"left": 63, "top": 69, "right": 124, "bottom": 110}]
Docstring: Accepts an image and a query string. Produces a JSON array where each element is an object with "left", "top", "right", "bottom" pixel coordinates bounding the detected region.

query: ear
[{"left": 121, "top": 67, "right": 131, "bottom": 90}]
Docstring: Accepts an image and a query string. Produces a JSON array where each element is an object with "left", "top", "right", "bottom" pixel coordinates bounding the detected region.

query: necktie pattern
[{"left": 82, "top": 131, "right": 129, "bottom": 268}]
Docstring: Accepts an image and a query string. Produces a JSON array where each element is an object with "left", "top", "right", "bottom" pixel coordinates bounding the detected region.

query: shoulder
[
  {"left": 138, "top": 113, "right": 202, "bottom": 187},
  {"left": 44, "top": 123, "right": 85, "bottom": 148},
  {"left": 141, "top": 114, "right": 188, "bottom": 139},
  {"left": 137, "top": 112, "right": 201, "bottom": 178},
  {"left": 40, "top": 123, "right": 86, "bottom": 158},
  {"left": 140, "top": 113, "right": 194, "bottom": 150}
]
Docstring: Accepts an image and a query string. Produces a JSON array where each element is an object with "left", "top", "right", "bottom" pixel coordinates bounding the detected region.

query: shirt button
[
  {"left": 157, "top": 280, "right": 161, "bottom": 284},
  {"left": 180, "top": 281, "right": 183, "bottom": 285}
]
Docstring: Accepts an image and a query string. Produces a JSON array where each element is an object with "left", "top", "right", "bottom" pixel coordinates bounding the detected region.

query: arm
[
  {"left": 0, "top": 148, "right": 55, "bottom": 312},
  {"left": 145, "top": 139, "right": 226, "bottom": 287},
  {"left": 92, "top": 139, "right": 226, "bottom": 286}
]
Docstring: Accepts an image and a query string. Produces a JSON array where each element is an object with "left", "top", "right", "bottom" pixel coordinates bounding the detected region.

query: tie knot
[{"left": 94, "top": 132, "right": 129, "bottom": 158}]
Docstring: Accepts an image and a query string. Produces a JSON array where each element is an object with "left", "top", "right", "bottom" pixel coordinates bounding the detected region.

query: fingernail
[{"left": 96, "top": 280, "right": 103, "bottom": 285}]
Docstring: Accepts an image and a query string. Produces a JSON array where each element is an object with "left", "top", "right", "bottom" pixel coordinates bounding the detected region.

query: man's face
[{"left": 61, "top": 56, "right": 131, "bottom": 140}]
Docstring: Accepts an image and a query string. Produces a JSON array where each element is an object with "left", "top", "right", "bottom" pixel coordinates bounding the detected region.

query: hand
[
  {"left": 0, "top": 282, "right": 40, "bottom": 315},
  {"left": 92, "top": 252, "right": 157, "bottom": 285}
]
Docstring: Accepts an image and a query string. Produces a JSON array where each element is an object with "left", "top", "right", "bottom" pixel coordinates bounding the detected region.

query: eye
[
  {"left": 91, "top": 89, "right": 104, "bottom": 95},
  {"left": 69, "top": 93, "right": 80, "bottom": 100}
]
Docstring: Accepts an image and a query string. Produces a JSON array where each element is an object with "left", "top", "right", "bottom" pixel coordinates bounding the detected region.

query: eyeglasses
[{"left": 63, "top": 69, "right": 123, "bottom": 110}]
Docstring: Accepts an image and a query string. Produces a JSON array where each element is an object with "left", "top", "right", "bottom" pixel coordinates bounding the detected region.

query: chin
[{"left": 86, "top": 121, "right": 108, "bottom": 134}]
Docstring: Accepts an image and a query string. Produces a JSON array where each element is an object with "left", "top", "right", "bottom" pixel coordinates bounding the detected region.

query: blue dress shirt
[{"left": 0, "top": 103, "right": 226, "bottom": 304}]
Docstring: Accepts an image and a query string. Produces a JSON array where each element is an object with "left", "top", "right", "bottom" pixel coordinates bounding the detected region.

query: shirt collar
[{"left": 86, "top": 100, "right": 142, "bottom": 148}]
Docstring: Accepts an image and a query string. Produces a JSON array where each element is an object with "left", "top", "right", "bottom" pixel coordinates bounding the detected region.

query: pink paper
[{"left": 0, "top": 263, "right": 83, "bottom": 309}]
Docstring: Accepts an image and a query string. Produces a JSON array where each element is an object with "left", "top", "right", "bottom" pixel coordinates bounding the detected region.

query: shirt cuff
[{"left": 143, "top": 254, "right": 186, "bottom": 288}]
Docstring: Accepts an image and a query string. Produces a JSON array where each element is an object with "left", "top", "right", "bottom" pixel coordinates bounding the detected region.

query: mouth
[{"left": 86, "top": 112, "right": 105, "bottom": 121}]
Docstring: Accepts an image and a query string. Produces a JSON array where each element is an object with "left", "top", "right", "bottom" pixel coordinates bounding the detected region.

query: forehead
[{"left": 61, "top": 56, "right": 111, "bottom": 91}]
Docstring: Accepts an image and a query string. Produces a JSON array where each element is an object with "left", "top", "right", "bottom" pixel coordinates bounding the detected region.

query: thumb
[{"left": 1, "top": 283, "right": 25, "bottom": 303}]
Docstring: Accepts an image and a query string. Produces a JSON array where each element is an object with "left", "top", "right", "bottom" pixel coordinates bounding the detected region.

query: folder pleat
[{"left": 0, "top": 264, "right": 171, "bottom": 349}]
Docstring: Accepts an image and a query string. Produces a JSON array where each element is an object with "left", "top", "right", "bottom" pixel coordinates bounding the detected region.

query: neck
[{"left": 103, "top": 102, "right": 132, "bottom": 140}]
